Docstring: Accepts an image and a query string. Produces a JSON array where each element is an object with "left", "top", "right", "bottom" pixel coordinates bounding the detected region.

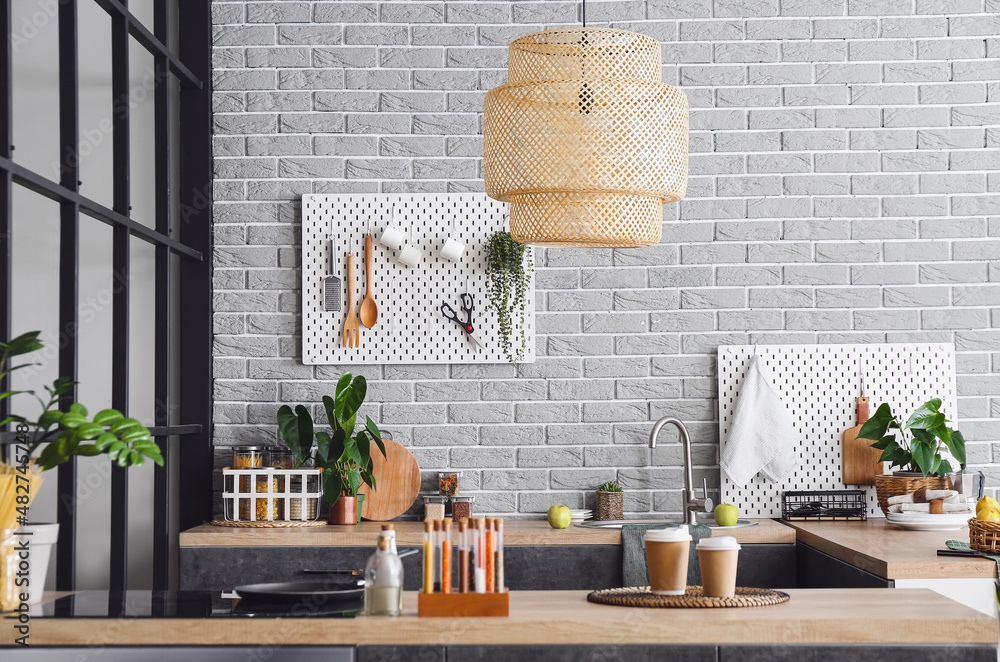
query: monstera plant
[
  {"left": 856, "top": 398, "right": 966, "bottom": 477},
  {"left": 276, "top": 373, "right": 386, "bottom": 517}
]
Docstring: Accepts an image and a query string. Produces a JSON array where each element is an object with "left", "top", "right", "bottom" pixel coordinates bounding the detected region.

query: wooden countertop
[
  {"left": 23, "top": 589, "right": 996, "bottom": 646},
  {"left": 179, "top": 518, "right": 794, "bottom": 547},
  {"left": 783, "top": 519, "right": 997, "bottom": 580}
]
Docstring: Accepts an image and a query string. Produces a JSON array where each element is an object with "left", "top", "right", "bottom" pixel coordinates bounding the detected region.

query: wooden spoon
[{"left": 359, "top": 234, "right": 378, "bottom": 328}]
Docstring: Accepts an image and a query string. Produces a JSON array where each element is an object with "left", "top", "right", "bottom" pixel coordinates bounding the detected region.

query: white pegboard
[
  {"left": 718, "top": 344, "right": 957, "bottom": 519},
  {"left": 302, "top": 193, "right": 535, "bottom": 365}
]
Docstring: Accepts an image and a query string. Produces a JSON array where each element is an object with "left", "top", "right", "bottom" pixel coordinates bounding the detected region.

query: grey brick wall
[{"left": 211, "top": 0, "right": 1000, "bottom": 518}]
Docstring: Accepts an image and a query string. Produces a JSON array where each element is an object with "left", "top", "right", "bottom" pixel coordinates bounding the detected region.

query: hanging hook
[{"left": 582, "top": 0, "right": 586, "bottom": 27}]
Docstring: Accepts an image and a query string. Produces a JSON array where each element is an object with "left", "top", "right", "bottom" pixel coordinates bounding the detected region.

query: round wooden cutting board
[{"left": 359, "top": 438, "right": 421, "bottom": 521}]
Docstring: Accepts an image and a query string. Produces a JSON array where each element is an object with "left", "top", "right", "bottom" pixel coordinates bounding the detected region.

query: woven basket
[
  {"left": 594, "top": 490, "right": 623, "bottom": 521},
  {"left": 969, "top": 518, "right": 1000, "bottom": 554},
  {"left": 874, "top": 473, "right": 952, "bottom": 515}
]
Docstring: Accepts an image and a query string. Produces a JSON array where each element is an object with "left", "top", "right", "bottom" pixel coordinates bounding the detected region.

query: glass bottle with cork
[{"left": 364, "top": 532, "right": 403, "bottom": 616}]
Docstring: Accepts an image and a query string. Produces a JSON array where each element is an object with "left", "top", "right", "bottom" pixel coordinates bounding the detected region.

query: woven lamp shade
[{"left": 484, "top": 28, "right": 689, "bottom": 248}]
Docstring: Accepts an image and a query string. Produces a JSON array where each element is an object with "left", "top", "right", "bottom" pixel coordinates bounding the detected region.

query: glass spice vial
[
  {"left": 450, "top": 495, "right": 474, "bottom": 521},
  {"left": 438, "top": 471, "right": 461, "bottom": 496},
  {"left": 423, "top": 495, "right": 447, "bottom": 520}
]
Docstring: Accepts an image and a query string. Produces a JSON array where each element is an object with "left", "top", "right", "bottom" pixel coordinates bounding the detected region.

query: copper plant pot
[{"left": 328, "top": 495, "right": 358, "bottom": 525}]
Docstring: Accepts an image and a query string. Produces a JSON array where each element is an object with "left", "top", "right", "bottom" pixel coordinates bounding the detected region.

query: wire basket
[
  {"left": 968, "top": 518, "right": 1000, "bottom": 554},
  {"left": 222, "top": 467, "right": 322, "bottom": 523},
  {"left": 781, "top": 490, "right": 867, "bottom": 522}
]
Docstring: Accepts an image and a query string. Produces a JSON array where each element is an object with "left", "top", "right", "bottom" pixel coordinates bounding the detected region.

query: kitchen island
[
  {"left": 783, "top": 519, "right": 998, "bottom": 619},
  {"left": 5, "top": 588, "right": 995, "bottom": 661}
]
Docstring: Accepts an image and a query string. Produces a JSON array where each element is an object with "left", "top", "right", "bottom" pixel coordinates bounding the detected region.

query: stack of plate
[
  {"left": 570, "top": 509, "right": 592, "bottom": 523},
  {"left": 885, "top": 511, "right": 973, "bottom": 531}
]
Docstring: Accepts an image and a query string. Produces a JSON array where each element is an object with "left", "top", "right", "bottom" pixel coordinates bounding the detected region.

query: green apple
[
  {"left": 547, "top": 505, "right": 572, "bottom": 529},
  {"left": 714, "top": 503, "right": 739, "bottom": 527}
]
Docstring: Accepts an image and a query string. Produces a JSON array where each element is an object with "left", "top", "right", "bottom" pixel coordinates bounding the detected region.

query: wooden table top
[
  {"left": 21, "top": 589, "right": 996, "bottom": 646},
  {"left": 179, "top": 518, "right": 795, "bottom": 547},
  {"left": 783, "top": 519, "right": 997, "bottom": 580}
]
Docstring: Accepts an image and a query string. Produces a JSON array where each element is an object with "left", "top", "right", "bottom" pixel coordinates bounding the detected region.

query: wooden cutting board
[
  {"left": 843, "top": 396, "right": 884, "bottom": 485},
  {"left": 359, "top": 438, "right": 421, "bottom": 521}
]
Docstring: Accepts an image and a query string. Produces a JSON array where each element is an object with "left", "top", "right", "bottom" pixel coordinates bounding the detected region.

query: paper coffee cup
[
  {"left": 644, "top": 526, "right": 692, "bottom": 596},
  {"left": 379, "top": 225, "right": 405, "bottom": 250},
  {"left": 696, "top": 536, "right": 741, "bottom": 598},
  {"left": 398, "top": 244, "right": 422, "bottom": 267},
  {"left": 439, "top": 236, "right": 465, "bottom": 262}
]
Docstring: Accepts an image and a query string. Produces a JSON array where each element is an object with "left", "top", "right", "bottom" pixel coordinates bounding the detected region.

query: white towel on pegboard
[{"left": 720, "top": 355, "right": 798, "bottom": 487}]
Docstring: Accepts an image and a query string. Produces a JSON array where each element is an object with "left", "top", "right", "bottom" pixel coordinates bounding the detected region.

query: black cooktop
[{"left": 32, "top": 591, "right": 361, "bottom": 619}]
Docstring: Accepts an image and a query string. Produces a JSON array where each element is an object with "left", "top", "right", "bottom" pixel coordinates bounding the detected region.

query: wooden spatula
[{"left": 359, "top": 234, "right": 378, "bottom": 328}]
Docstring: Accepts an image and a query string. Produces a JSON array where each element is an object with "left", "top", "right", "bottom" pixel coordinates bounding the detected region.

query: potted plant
[
  {"left": 276, "top": 372, "right": 387, "bottom": 525},
  {"left": 0, "top": 331, "right": 159, "bottom": 605},
  {"left": 594, "top": 481, "right": 624, "bottom": 521},
  {"left": 856, "top": 398, "right": 966, "bottom": 514},
  {"left": 485, "top": 230, "right": 532, "bottom": 364}
]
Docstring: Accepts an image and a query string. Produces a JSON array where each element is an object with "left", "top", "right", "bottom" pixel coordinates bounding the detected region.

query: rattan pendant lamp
[{"left": 483, "top": 2, "right": 689, "bottom": 248}]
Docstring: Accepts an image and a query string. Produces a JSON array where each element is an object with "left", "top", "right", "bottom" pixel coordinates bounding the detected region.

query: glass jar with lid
[
  {"left": 423, "top": 495, "right": 447, "bottom": 520},
  {"left": 450, "top": 495, "right": 474, "bottom": 521},
  {"left": 233, "top": 446, "right": 267, "bottom": 520}
]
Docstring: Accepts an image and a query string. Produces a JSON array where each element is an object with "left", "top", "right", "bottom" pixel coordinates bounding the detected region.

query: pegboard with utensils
[
  {"left": 301, "top": 193, "right": 536, "bottom": 365},
  {"left": 718, "top": 343, "right": 957, "bottom": 519}
]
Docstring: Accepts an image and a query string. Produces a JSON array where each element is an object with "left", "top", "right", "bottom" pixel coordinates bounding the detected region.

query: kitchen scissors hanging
[{"left": 440, "top": 292, "right": 484, "bottom": 352}]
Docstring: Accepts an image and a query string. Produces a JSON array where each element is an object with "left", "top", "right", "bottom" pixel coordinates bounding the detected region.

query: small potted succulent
[
  {"left": 594, "top": 480, "right": 624, "bottom": 521},
  {"left": 277, "top": 372, "right": 386, "bottom": 525},
  {"left": 856, "top": 398, "right": 966, "bottom": 514}
]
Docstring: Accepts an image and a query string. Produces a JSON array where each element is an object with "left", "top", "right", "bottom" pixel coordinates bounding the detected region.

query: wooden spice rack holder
[{"left": 417, "top": 591, "right": 509, "bottom": 617}]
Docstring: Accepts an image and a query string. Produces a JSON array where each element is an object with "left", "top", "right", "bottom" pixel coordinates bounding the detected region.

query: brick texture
[{"left": 211, "top": 0, "right": 1000, "bottom": 517}]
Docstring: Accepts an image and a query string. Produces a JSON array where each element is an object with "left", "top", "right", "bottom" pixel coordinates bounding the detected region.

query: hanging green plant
[{"left": 485, "top": 230, "right": 532, "bottom": 364}]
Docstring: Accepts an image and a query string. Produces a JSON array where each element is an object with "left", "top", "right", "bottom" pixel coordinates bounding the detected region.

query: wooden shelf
[{"left": 179, "top": 518, "right": 794, "bottom": 547}]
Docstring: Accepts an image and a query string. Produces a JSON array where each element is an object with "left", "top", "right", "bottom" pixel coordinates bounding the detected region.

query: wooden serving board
[
  {"left": 842, "top": 396, "right": 883, "bottom": 485},
  {"left": 359, "top": 438, "right": 421, "bottom": 521}
]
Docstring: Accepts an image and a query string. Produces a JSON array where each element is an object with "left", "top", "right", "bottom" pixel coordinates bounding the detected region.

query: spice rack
[
  {"left": 418, "top": 591, "right": 509, "bottom": 617},
  {"left": 222, "top": 467, "right": 323, "bottom": 523}
]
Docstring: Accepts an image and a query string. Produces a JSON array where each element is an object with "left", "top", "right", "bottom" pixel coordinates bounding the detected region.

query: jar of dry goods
[
  {"left": 423, "top": 495, "right": 447, "bottom": 520},
  {"left": 450, "top": 495, "right": 474, "bottom": 521},
  {"left": 233, "top": 446, "right": 266, "bottom": 520}
]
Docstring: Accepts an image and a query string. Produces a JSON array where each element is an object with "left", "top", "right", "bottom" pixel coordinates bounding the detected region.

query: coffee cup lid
[
  {"left": 644, "top": 525, "right": 692, "bottom": 543},
  {"left": 696, "top": 535, "right": 741, "bottom": 551}
]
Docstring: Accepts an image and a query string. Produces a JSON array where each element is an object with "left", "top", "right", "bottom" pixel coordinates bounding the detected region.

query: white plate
[{"left": 886, "top": 512, "right": 972, "bottom": 531}]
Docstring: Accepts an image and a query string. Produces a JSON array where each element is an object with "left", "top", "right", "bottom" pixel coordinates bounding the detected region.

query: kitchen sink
[{"left": 576, "top": 518, "right": 759, "bottom": 530}]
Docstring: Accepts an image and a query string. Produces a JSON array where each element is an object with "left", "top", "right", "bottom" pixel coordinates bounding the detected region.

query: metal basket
[
  {"left": 781, "top": 490, "right": 867, "bottom": 522},
  {"left": 222, "top": 467, "right": 322, "bottom": 523}
]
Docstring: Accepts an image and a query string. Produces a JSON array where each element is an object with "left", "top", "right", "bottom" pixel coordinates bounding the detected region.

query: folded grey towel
[{"left": 621, "top": 523, "right": 712, "bottom": 588}]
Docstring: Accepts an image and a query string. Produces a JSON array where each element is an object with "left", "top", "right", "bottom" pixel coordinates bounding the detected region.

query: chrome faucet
[{"left": 649, "top": 417, "right": 713, "bottom": 526}]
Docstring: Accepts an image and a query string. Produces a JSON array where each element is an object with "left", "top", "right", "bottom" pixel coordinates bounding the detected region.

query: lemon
[
  {"left": 714, "top": 503, "right": 740, "bottom": 527},
  {"left": 978, "top": 509, "right": 1000, "bottom": 523},
  {"left": 977, "top": 496, "right": 999, "bottom": 513},
  {"left": 547, "top": 505, "right": 572, "bottom": 529}
]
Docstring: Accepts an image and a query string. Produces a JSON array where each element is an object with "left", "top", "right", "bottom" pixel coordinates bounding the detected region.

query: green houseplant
[
  {"left": 485, "top": 230, "right": 532, "bottom": 364},
  {"left": 1, "top": 331, "right": 159, "bottom": 605},
  {"left": 856, "top": 398, "right": 966, "bottom": 477},
  {"left": 856, "top": 398, "right": 967, "bottom": 515},
  {"left": 276, "top": 372, "right": 386, "bottom": 525},
  {"left": 1, "top": 331, "right": 161, "bottom": 471}
]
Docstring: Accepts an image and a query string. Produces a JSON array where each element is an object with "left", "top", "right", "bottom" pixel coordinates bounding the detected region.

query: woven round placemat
[
  {"left": 209, "top": 519, "right": 327, "bottom": 528},
  {"left": 588, "top": 586, "right": 790, "bottom": 609}
]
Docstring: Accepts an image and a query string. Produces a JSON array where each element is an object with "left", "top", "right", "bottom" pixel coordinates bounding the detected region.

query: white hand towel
[
  {"left": 890, "top": 502, "right": 973, "bottom": 514},
  {"left": 720, "top": 355, "right": 798, "bottom": 487},
  {"left": 887, "top": 490, "right": 959, "bottom": 505}
]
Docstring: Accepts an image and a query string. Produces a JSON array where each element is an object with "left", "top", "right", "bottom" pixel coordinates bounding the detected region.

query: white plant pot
[{"left": 16, "top": 523, "right": 58, "bottom": 604}]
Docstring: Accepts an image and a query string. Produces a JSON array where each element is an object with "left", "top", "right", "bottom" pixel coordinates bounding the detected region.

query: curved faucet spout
[{"left": 649, "top": 417, "right": 712, "bottom": 526}]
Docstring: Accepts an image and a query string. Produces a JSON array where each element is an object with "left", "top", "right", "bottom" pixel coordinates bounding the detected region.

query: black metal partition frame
[{"left": 0, "top": 0, "right": 213, "bottom": 592}]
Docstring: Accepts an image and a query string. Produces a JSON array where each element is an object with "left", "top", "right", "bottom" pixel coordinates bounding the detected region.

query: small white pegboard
[
  {"left": 718, "top": 344, "right": 957, "bottom": 519},
  {"left": 302, "top": 193, "right": 535, "bottom": 365}
]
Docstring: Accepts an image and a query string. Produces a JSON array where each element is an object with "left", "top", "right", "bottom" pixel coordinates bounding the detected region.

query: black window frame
[{"left": 0, "top": 0, "right": 213, "bottom": 593}]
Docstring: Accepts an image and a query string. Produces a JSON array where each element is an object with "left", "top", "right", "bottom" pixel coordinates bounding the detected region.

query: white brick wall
[{"left": 211, "top": 0, "right": 1000, "bottom": 517}]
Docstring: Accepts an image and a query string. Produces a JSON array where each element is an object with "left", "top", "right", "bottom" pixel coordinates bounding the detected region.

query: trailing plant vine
[{"left": 486, "top": 230, "right": 532, "bottom": 364}]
